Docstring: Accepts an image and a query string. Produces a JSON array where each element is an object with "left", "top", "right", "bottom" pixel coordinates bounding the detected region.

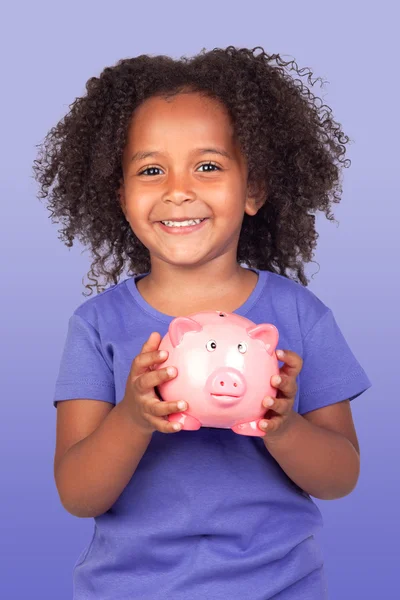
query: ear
[
  {"left": 244, "top": 181, "right": 267, "bottom": 216},
  {"left": 244, "top": 198, "right": 259, "bottom": 216},
  {"left": 246, "top": 323, "right": 279, "bottom": 355},
  {"left": 169, "top": 316, "right": 203, "bottom": 348}
]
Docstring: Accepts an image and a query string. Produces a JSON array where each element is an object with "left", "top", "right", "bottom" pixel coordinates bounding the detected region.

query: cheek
[
  {"left": 125, "top": 179, "right": 157, "bottom": 211},
  {"left": 124, "top": 195, "right": 157, "bottom": 232},
  {"left": 220, "top": 198, "right": 244, "bottom": 217},
  {"left": 218, "top": 191, "right": 248, "bottom": 222},
  {"left": 123, "top": 208, "right": 156, "bottom": 251}
]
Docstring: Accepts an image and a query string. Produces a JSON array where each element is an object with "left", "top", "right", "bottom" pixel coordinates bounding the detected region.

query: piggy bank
[{"left": 157, "top": 310, "right": 279, "bottom": 437}]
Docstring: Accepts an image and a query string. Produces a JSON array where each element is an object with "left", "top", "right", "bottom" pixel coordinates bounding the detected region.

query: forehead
[{"left": 128, "top": 92, "right": 235, "bottom": 145}]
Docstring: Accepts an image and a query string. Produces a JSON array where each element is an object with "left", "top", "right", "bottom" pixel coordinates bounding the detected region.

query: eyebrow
[{"left": 130, "top": 147, "right": 233, "bottom": 163}]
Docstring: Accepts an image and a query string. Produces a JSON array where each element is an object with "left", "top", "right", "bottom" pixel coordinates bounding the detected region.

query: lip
[
  {"left": 156, "top": 218, "right": 209, "bottom": 235},
  {"left": 158, "top": 217, "right": 208, "bottom": 222}
]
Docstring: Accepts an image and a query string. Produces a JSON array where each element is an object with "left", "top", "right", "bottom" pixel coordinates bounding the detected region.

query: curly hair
[{"left": 33, "top": 45, "right": 350, "bottom": 296}]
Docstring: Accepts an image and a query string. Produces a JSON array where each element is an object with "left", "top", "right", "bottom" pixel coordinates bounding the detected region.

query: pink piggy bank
[{"left": 157, "top": 310, "right": 280, "bottom": 437}]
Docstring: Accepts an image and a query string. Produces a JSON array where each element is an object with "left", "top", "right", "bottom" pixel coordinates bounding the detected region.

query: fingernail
[
  {"left": 264, "top": 397, "right": 274, "bottom": 407},
  {"left": 276, "top": 350, "right": 284, "bottom": 358},
  {"left": 177, "top": 401, "right": 187, "bottom": 410},
  {"left": 173, "top": 423, "right": 181, "bottom": 431},
  {"left": 167, "top": 367, "right": 176, "bottom": 376},
  {"left": 159, "top": 350, "right": 168, "bottom": 359},
  {"left": 260, "top": 420, "right": 268, "bottom": 429},
  {"left": 274, "top": 376, "right": 282, "bottom": 385}
]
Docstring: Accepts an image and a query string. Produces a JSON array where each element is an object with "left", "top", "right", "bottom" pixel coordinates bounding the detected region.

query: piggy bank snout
[{"left": 207, "top": 367, "right": 247, "bottom": 398}]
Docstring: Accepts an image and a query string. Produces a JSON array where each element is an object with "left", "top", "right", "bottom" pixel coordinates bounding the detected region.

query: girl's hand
[
  {"left": 121, "top": 332, "right": 187, "bottom": 435},
  {"left": 259, "top": 349, "right": 303, "bottom": 440}
]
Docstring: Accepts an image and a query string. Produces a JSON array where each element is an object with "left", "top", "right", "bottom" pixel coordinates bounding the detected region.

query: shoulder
[
  {"left": 71, "top": 277, "right": 134, "bottom": 330},
  {"left": 260, "top": 270, "right": 331, "bottom": 337}
]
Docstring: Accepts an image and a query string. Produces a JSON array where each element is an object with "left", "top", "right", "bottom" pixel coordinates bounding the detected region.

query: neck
[{"left": 144, "top": 253, "right": 247, "bottom": 302}]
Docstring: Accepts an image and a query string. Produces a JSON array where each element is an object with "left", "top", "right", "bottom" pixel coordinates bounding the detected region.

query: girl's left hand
[{"left": 259, "top": 349, "right": 303, "bottom": 440}]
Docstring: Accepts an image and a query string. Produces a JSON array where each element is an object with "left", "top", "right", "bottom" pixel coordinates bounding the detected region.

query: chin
[
  {"left": 160, "top": 252, "right": 211, "bottom": 268},
  {"left": 167, "top": 258, "right": 206, "bottom": 268}
]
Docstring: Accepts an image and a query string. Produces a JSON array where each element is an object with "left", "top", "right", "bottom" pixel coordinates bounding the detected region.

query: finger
[
  {"left": 259, "top": 414, "right": 283, "bottom": 434},
  {"left": 131, "top": 349, "right": 169, "bottom": 377},
  {"left": 145, "top": 414, "right": 183, "bottom": 434},
  {"left": 141, "top": 331, "right": 162, "bottom": 353},
  {"left": 136, "top": 366, "right": 177, "bottom": 394},
  {"left": 262, "top": 396, "right": 292, "bottom": 416},
  {"left": 275, "top": 349, "right": 303, "bottom": 377},
  {"left": 147, "top": 399, "right": 188, "bottom": 418},
  {"left": 270, "top": 373, "right": 297, "bottom": 398}
]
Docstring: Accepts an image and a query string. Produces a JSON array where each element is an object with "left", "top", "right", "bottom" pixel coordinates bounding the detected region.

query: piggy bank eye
[
  {"left": 238, "top": 342, "right": 247, "bottom": 354},
  {"left": 206, "top": 340, "right": 217, "bottom": 351}
]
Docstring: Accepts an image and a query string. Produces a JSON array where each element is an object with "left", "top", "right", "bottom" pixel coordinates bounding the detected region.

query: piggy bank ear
[
  {"left": 169, "top": 316, "right": 203, "bottom": 348},
  {"left": 246, "top": 323, "right": 279, "bottom": 355}
]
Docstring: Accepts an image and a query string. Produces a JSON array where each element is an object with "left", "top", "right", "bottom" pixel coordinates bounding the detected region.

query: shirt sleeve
[
  {"left": 53, "top": 313, "right": 115, "bottom": 407},
  {"left": 297, "top": 308, "right": 372, "bottom": 415}
]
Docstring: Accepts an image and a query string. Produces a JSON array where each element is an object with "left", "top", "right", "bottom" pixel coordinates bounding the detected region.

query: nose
[
  {"left": 161, "top": 172, "right": 196, "bottom": 205},
  {"left": 208, "top": 367, "right": 247, "bottom": 397}
]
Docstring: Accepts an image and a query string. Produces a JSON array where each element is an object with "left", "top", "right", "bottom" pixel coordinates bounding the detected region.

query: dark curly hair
[{"left": 33, "top": 45, "right": 350, "bottom": 296}]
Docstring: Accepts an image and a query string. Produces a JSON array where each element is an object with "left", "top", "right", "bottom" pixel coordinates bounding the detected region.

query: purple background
[{"left": 2, "top": 1, "right": 397, "bottom": 598}]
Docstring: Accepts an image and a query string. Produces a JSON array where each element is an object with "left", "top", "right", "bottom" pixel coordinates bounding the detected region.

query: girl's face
[{"left": 119, "top": 91, "right": 261, "bottom": 269}]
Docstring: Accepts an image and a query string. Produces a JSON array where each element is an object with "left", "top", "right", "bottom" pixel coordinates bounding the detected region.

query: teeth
[{"left": 161, "top": 219, "right": 203, "bottom": 227}]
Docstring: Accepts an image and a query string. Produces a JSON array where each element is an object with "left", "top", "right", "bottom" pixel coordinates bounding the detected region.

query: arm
[
  {"left": 54, "top": 399, "right": 152, "bottom": 518},
  {"left": 54, "top": 331, "right": 186, "bottom": 519},
  {"left": 264, "top": 400, "right": 360, "bottom": 500},
  {"left": 54, "top": 332, "right": 186, "bottom": 517}
]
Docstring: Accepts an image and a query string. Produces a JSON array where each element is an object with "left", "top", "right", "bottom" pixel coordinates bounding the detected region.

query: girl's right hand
[{"left": 121, "top": 331, "right": 187, "bottom": 435}]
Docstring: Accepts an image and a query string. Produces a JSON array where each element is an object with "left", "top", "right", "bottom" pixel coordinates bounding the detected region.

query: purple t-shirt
[{"left": 54, "top": 269, "right": 371, "bottom": 599}]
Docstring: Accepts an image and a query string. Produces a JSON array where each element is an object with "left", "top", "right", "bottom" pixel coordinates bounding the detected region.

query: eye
[
  {"left": 138, "top": 166, "right": 162, "bottom": 176},
  {"left": 206, "top": 340, "right": 217, "bottom": 351},
  {"left": 138, "top": 162, "right": 221, "bottom": 177},
  {"left": 197, "top": 162, "right": 221, "bottom": 172},
  {"left": 238, "top": 342, "right": 247, "bottom": 354}
]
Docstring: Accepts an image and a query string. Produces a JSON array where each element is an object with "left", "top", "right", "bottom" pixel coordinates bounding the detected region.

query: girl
[{"left": 33, "top": 46, "right": 371, "bottom": 599}]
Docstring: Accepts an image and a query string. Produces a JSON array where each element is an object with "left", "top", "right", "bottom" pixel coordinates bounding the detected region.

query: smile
[
  {"left": 157, "top": 218, "right": 209, "bottom": 234},
  {"left": 161, "top": 218, "right": 206, "bottom": 227}
]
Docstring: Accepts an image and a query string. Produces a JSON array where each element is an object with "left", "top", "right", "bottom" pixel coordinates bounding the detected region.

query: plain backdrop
[{"left": 1, "top": 1, "right": 398, "bottom": 598}]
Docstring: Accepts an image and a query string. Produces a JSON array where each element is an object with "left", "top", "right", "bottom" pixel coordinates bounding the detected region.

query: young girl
[{"left": 34, "top": 46, "right": 371, "bottom": 599}]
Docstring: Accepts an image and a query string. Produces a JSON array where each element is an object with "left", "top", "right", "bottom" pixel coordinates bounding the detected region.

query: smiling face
[{"left": 119, "top": 91, "right": 261, "bottom": 269}]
